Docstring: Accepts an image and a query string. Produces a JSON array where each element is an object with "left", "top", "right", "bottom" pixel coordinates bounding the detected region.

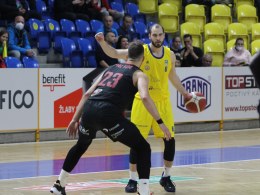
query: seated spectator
[
  {"left": 184, "top": 0, "right": 215, "bottom": 22},
  {"left": 117, "top": 14, "right": 134, "bottom": 42},
  {"left": 202, "top": 54, "right": 213, "bottom": 67},
  {"left": 116, "top": 36, "right": 129, "bottom": 63},
  {"left": 73, "top": 0, "right": 97, "bottom": 21},
  {"left": 0, "top": 30, "right": 9, "bottom": 68},
  {"left": 6, "top": 16, "right": 35, "bottom": 60},
  {"left": 54, "top": 0, "right": 90, "bottom": 22},
  {"left": 0, "top": 0, "right": 41, "bottom": 21},
  {"left": 175, "top": 55, "right": 181, "bottom": 67},
  {"left": 91, "top": 0, "right": 124, "bottom": 23},
  {"left": 171, "top": 35, "right": 183, "bottom": 56},
  {"left": 180, "top": 34, "right": 203, "bottom": 67},
  {"left": 95, "top": 31, "right": 118, "bottom": 68},
  {"left": 223, "top": 38, "right": 251, "bottom": 66},
  {"left": 96, "top": 15, "right": 119, "bottom": 43}
]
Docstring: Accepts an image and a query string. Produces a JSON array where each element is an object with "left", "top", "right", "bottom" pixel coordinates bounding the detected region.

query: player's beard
[{"left": 151, "top": 39, "right": 164, "bottom": 48}]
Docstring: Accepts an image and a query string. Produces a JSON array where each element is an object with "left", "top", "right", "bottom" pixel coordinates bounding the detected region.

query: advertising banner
[
  {"left": 0, "top": 69, "right": 38, "bottom": 131},
  {"left": 223, "top": 67, "right": 260, "bottom": 120},
  {"left": 169, "top": 67, "right": 222, "bottom": 123},
  {"left": 39, "top": 68, "right": 97, "bottom": 129}
]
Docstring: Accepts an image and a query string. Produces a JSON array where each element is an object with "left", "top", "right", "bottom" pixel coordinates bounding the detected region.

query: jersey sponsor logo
[
  {"left": 91, "top": 89, "right": 102, "bottom": 96},
  {"left": 111, "top": 128, "right": 124, "bottom": 139},
  {"left": 79, "top": 125, "right": 89, "bottom": 135},
  {"left": 146, "top": 61, "right": 149, "bottom": 64},
  {"left": 177, "top": 76, "right": 211, "bottom": 113},
  {"left": 149, "top": 86, "right": 161, "bottom": 90},
  {"left": 42, "top": 74, "right": 65, "bottom": 92},
  {"left": 164, "top": 60, "right": 168, "bottom": 66},
  {"left": 103, "top": 128, "right": 109, "bottom": 132},
  {"left": 225, "top": 75, "right": 258, "bottom": 89},
  {"left": 145, "top": 65, "right": 150, "bottom": 71},
  {"left": 150, "top": 75, "right": 160, "bottom": 82},
  {"left": 102, "top": 124, "right": 120, "bottom": 133}
]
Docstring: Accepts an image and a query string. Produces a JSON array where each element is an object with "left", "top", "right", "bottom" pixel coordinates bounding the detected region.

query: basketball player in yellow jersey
[{"left": 95, "top": 24, "right": 188, "bottom": 193}]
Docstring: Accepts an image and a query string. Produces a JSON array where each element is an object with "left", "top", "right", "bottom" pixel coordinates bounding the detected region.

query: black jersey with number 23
[{"left": 89, "top": 63, "right": 140, "bottom": 112}]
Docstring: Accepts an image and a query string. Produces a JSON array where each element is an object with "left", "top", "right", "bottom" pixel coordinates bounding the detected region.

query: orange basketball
[{"left": 184, "top": 92, "right": 207, "bottom": 113}]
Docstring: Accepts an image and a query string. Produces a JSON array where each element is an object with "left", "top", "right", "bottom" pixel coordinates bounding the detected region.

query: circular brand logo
[
  {"left": 49, "top": 23, "right": 54, "bottom": 30},
  {"left": 91, "top": 89, "right": 102, "bottom": 96},
  {"left": 145, "top": 65, "right": 150, "bottom": 71},
  {"left": 33, "top": 22, "right": 38, "bottom": 30}
]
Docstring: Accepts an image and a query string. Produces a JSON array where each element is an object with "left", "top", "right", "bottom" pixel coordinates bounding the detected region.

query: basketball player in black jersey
[{"left": 50, "top": 41, "right": 172, "bottom": 195}]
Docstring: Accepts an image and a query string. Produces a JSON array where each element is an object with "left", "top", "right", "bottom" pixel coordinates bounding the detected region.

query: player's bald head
[{"left": 149, "top": 24, "right": 164, "bottom": 34}]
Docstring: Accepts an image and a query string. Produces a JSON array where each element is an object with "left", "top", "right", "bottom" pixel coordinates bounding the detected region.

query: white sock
[
  {"left": 58, "top": 169, "right": 70, "bottom": 187},
  {"left": 129, "top": 171, "right": 137, "bottom": 181},
  {"left": 163, "top": 166, "right": 171, "bottom": 177},
  {"left": 139, "top": 179, "right": 149, "bottom": 195}
]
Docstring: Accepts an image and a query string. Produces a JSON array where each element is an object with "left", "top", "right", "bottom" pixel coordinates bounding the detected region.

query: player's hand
[
  {"left": 66, "top": 120, "right": 79, "bottom": 139},
  {"left": 159, "top": 123, "right": 171, "bottom": 141},
  {"left": 95, "top": 32, "right": 105, "bottom": 44}
]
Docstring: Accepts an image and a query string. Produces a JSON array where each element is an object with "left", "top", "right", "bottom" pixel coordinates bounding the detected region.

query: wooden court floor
[{"left": 0, "top": 129, "right": 260, "bottom": 195}]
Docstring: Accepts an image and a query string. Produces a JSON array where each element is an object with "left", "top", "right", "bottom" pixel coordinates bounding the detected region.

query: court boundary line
[
  {"left": 1, "top": 158, "right": 260, "bottom": 181},
  {"left": 1, "top": 128, "right": 260, "bottom": 146}
]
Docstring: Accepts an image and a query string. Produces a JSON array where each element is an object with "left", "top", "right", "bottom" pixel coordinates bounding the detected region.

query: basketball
[{"left": 185, "top": 92, "right": 207, "bottom": 113}]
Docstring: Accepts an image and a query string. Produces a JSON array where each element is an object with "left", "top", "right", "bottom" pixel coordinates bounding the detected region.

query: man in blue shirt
[
  {"left": 96, "top": 15, "right": 119, "bottom": 44},
  {"left": 117, "top": 14, "right": 134, "bottom": 42}
]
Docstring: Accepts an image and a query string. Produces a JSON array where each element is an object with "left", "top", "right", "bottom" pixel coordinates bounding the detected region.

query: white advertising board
[
  {"left": 169, "top": 67, "right": 222, "bottom": 122},
  {"left": 223, "top": 67, "right": 259, "bottom": 120},
  {"left": 0, "top": 69, "right": 38, "bottom": 130},
  {"left": 39, "top": 68, "right": 96, "bottom": 129}
]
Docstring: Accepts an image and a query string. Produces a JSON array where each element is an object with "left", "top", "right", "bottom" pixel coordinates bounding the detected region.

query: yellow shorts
[{"left": 131, "top": 98, "right": 175, "bottom": 139}]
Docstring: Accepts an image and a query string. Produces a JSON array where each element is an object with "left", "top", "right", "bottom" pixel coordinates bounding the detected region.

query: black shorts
[{"left": 79, "top": 100, "right": 143, "bottom": 144}]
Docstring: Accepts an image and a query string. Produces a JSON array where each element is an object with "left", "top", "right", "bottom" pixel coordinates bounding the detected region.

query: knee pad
[
  {"left": 77, "top": 138, "right": 92, "bottom": 152},
  {"left": 130, "top": 138, "right": 151, "bottom": 164},
  {"left": 163, "top": 138, "right": 175, "bottom": 161}
]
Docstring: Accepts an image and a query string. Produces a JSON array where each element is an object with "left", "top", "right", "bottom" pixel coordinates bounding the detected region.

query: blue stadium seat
[
  {"left": 61, "top": 38, "right": 84, "bottom": 67},
  {"left": 25, "top": 1, "right": 30, "bottom": 10},
  {"left": 0, "top": 13, "right": 8, "bottom": 27},
  {"left": 113, "top": 0, "right": 125, "bottom": 5},
  {"left": 29, "top": 18, "right": 52, "bottom": 53},
  {"left": 49, "top": 0, "right": 54, "bottom": 11},
  {"left": 60, "top": 19, "right": 82, "bottom": 49},
  {"left": 87, "top": 50, "right": 97, "bottom": 68},
  {"left": 5, "top": 57, "right": 23, "bottom": 68},
  {"left": 163, "top": 39, "right": 169, "bottom": 47},
  {"left": 78, "top": 38, "right": 97, "bottom": 67},
  {"left": 36, "top": 0, "right": 52, "bottom": 20},
  {"left": 23, "top": 57, "right": 39, "bottom": 68},
  {"left": 140, "top": 38, "right": 151, "bottom": 44},
  {"left": 134, "top": 21, "right": 149, "bottom": 38},
  {"left": 44, "top": 19, "right": 67, "bottom": 53},
  {"left": 112, "top": 21, "right": 119, "bottom": 30},
  {"left": 111, "top": 2, "right": 125, "bottom": 14},
  {"left": 126, "top": 3, "right": 147, "bottom": 24},
  {"left": 75, "top": 19, "right": 91, "bottom": 36},
  {"left": 148, "top": 22, "right": 156, "bottom": 30},
  {"left": 90, "top": 20, "right": 103, "bottom": 32}
]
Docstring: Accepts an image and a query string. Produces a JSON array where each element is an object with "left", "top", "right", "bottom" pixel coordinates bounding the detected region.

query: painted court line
[{"left": 188, "top": 167, "right": 260, "bottom": 172}]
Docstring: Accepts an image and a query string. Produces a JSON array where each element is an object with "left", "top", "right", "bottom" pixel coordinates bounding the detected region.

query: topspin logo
[{"left": 177, "top": 76, "right": 211, "bottom": 112}]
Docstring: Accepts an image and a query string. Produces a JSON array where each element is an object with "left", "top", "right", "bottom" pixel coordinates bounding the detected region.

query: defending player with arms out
[
  {"left": 95, "top": 24, "right": 189, "bottom": 193},
  {"left": 50, "top": 41, "right": 171, "bottom": 195}
]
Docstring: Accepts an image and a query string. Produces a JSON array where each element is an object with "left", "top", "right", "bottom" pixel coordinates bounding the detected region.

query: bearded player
[{"left": 95, "top": 24, "right": 188, "bottom": 193}]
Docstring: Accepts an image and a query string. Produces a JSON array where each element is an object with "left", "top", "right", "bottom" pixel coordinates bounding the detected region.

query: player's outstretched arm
[
  {"left": 169, "top": 51, "right": 189, "bottom": 97},
  {"left": 66, "top": 74, "right": 103, "bottom": 139},
  {"left": 95, "top": 32, "right": 128, "bottom": 60},
  {"left": 134, "top": 71, "right": 172, "bottom": 141}
]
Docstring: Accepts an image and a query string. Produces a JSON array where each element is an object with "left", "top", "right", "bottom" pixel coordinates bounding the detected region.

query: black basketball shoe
[
  {"left": 125, "top": 179, "right": 138, "bottom": 193},
  {"left": 159, "top": 173, "right": 176, "bottom": 192},
  {"left": 50, "top": 180, "right": 66, "bottom": 195}
]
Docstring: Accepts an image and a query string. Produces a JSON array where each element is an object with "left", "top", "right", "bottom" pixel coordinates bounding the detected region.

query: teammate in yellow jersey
[{"left": 95, "top": 24, "right": 188, "bottom": 193}]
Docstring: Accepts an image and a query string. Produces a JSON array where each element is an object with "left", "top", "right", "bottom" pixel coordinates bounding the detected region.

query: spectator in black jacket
[
  {"left": 54, "top": 0, "right": 90, "bottom": 22},
  {"left": 180, "top": 34, "right": 203, "bottom": 67},
  {"left": 73, "top": 0, "right": 97, "bottom": 21},
  {"left": 0, "top": 0, "right": 41, "bottom": 21}
]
